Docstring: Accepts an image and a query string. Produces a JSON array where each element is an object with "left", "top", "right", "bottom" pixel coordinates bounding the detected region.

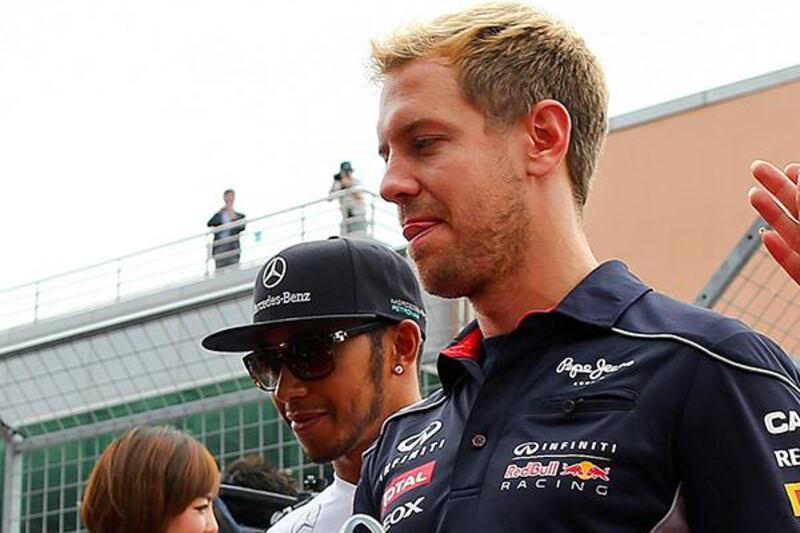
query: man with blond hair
[{"left": 353, "top": 3, "right": 800, "bottom": 531}]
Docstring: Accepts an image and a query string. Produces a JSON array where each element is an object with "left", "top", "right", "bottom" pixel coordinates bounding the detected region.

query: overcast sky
[{"left": 1, "top": 0, "right": 799, "bottom": 289}]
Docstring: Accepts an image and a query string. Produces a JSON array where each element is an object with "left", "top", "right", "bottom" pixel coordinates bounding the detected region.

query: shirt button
[
  {"left": 471, "top": 434, "right": 487, "bottom": 448},
  {"left": 562, "top": 399, "right": 577, "bottom": 414}
]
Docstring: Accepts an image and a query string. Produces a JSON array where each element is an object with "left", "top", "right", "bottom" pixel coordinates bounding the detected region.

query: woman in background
[{"left": 81, "top": 425, "right": 219, "bottom": 533}]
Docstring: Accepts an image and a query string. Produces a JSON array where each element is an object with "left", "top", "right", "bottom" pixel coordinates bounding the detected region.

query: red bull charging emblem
[{"left": 560, "top": 461, "right": 611, "bottom": 482}]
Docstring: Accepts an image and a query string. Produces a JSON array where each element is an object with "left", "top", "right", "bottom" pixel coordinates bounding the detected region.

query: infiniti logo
[
  {"left": 397, "top": 421, "right": 443, "bottom": 453},
  {"left": 262, "top": 257, "right": 287, "bottom": 289},
  {"left": 513, "top": 441, "right": 540, "bottom": 457}
]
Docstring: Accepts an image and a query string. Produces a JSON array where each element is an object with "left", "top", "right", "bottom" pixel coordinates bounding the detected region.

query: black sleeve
[
  {"left": 679, "top": 332, "right": 800, "bottom": 531},
  {"left": 232, "top": 212, "right": 247, "bottom": 234},
  {"left": 207, "top": 211, "right": 222, "bottom": 227}
]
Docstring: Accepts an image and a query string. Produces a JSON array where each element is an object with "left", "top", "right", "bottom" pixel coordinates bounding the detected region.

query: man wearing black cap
[
  {"left": 329, "top": 161, "right": 368, "bottom": 236},
  {"left": 202, "top": 237, "right": 426, "bottom": 533}
]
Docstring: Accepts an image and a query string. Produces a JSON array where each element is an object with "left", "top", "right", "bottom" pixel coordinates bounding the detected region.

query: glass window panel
[
  {"left": 243, "top": 426, "right": 260, "bottom": 451},
  {"left": 63, "top": 441, "right": 78, "bottom": 461},
  {"left": 64, "top": 462, "right": 78, "bottom": 484},
  {"left": 47, "top": 467, "right": 61, "bottom": 487},
  {"left": 30, "top": 451, "right": 45, "bottom": 469},
  {"left": 80, "top": 459, "right": 96, "bottom": 479},
  {"left": 204, "top": 412, "right": 221, "bottom": 432},
  {"left": 45, "top": 513, "right": 60, "bottom": 532},
  {"left": 28, "top": 492, "right": 44, "bottom": 514},
  {"left": 26, "top": 516, "right": 43, "bottom": 533},
  {"left": 46, "top": 447, "right": 62, "bottom": 464},
  {"left": 205, "top": 433, "right": 221, "bottom": 456},
  {"left": 263, "top": 420, "right": 279, "bottom": 444},
  {"left": 224, "top": 430, "right": 241, "bottom": 454},
  {"left": 46, "top": 490, "right": 61, "bottom": 512},
  {"left": 223, "top": 407, "right": 240, "bottom": 429},
  {"left": 242, "top": 402, "right": 259, "bottom": 425},
  {"left": 264, "top": 448, "right": 280, "bottom": 467},
  {"left": 63, "top": 510, "right": 78, "bottom": 532},
  {"left": 30, "top": 470, "right": 44, "bottom": 490},
  {"left": 282, "top": 445, "right": 299, "bottom": 468},
  {"left": 183, "top": 414, "right": 202, "bottom": 437},
  {"left": 64, "top": 486, "right": 79, "bottom": 509}
]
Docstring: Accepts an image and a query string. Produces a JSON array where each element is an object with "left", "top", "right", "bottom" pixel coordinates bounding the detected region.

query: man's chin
[
  {"left": 416, "top": 260, "right": 473, "bottom": 299},
  {"left": 302, "top": 443, "right": 344, "bottom": 464}
]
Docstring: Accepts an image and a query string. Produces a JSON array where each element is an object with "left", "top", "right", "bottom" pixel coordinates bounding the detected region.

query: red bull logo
[
  {"left": 504, "top": 461, "right": 560, "bottom": 479},
  {"left": 560, "top": 461, "right": 610, "bottom": 482}
]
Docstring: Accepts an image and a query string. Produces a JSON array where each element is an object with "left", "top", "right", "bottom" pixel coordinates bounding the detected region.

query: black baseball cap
[
  {"left": 340, "top": 161, "right": 353, "bottom": 172},
  {"left": 202, "top": 237, "right": 426, "bottom": 352}
]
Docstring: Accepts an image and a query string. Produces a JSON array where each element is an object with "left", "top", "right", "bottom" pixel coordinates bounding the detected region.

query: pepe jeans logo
[
  {"left": 262, "top": 257, "right": 287, "bottom": 289},
  {"left": 556, "top": 357, "right": 635, "bottom": 386}
]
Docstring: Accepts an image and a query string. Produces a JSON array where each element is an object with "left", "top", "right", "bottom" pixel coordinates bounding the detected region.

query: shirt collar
[
  {"left": 550, "top": 260, "right": 652, "bottom": 328},
  {"left": 437, "top": 260, "right": 651, "bottom": 389}
]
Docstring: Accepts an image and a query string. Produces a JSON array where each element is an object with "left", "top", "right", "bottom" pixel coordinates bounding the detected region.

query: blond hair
[{"left": 371, "top": 2, "right": 608, "bottom": 207}]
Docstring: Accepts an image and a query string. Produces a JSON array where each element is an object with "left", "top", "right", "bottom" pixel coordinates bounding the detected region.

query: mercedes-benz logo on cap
[{"left": 262, "top": 257, "right": 287, "bottom": 289}]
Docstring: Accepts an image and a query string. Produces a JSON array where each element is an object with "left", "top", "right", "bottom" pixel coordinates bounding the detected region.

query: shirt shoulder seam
[{"left": 610, "top": 327, "right": 800, "bottom": 395}]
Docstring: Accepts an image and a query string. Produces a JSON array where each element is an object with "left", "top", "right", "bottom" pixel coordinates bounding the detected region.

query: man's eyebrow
[
  {"left": 401, "top": 118, "right": 440, "bottom": 135},
  {"left": 383, "top": 118, "right": 443, "bottom": 141},
  {"left": 379, "top": 118, "right": 446, "bottom": 158}
]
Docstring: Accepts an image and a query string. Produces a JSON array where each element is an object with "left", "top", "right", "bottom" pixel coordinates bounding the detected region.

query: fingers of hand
[
  {"left": 783, "top": 163, "right": 800, "bottom": 184},
  {"left": 762, "top": 230, "right": 800, "bottom": 285},
  {"left": 749, "top": 187, "right": 786, "bottom": 226},
  {"left": 751, "top": 160, "right": 799, "bottom": 219},
  {"left": 751, "top": 188, "right": 800, "bottom": 256},
  {"left": 787, "top": 163, "right": 800, "bottom": 216}
]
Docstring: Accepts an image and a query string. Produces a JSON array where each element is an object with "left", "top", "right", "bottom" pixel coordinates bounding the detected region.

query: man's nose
[
  {"left": 272, "top": 366, "right": 309, "bottom": 404},
  {"left": 380, "top": 156, "right": 421, "bottom": 204}
]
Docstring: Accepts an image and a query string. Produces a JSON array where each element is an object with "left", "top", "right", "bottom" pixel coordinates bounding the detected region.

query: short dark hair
[
  {"left": 223, "top": 189, "right": 235, "bottom": 196},
  {"left": 222, "top": 455, "right": 297, "bottom": 495},
  {"left": 221, "top": 456, "right": 297, "bottom": 527},
  {"left": 367, "top": 326, "right": 389, "bottom": 389}
]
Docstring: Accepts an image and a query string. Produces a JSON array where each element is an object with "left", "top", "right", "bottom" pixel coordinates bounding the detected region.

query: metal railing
[
  {"left": 694, "top": 216, "right": 800, "bottom": 361},
  {"left": 0, "top": 189, "right": 403, "bottom": 332}
]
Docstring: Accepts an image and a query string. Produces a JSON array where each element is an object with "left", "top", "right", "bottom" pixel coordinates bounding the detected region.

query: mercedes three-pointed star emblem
[{"left": 262, "top": 256, "right": 287, "bottom": 289}]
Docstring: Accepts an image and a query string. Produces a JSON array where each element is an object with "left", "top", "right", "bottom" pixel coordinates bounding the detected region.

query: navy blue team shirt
[{"left": 354, "top": 261, "right": 800, "bottom": 532}]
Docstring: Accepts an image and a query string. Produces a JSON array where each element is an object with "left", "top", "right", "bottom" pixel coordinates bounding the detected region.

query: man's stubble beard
[
  {"left": 305, "top": 341, "right": 385, "bottom": 464},
  {"left": 411, "top": 158, "right": 530, "bottom": 300}
]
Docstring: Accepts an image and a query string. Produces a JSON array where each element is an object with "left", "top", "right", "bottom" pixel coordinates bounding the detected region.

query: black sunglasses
[{"left": 242, "top": 321, "right": 389, "bottom": 393}]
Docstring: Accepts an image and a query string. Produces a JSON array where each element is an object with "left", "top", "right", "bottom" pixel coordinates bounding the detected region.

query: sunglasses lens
[
  {"left": 244, "top": 352, "right": 280, "bottom": 392},
  {"left": 244, "top": 324, "right": 380, "bottom": 391},
  {"left": 288, "top": 337, "right": 335, "bottom": 380}
]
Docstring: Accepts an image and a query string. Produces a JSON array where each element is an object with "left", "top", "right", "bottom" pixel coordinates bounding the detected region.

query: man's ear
[
  {"left": 522, "top": 99, "right": 571, "bottom": 178},
  {"left": 391, "top": 320, "right": 424, "bottom": 369}
]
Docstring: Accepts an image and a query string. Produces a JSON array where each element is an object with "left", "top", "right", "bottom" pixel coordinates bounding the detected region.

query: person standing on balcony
[
  {"left": 329, "top": 161, "right": 368, "bottom": 236},
  {"left": 208, "top": 189, "right": 246, "bottom": 270},
  {"left": 202, "top": 237, "right": 426, "bottom": 533}
]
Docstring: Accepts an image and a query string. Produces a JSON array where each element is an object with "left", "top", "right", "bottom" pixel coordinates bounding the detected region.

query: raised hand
[{"left": 749, "top": 160, "right": 800, "bottom": 284}]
